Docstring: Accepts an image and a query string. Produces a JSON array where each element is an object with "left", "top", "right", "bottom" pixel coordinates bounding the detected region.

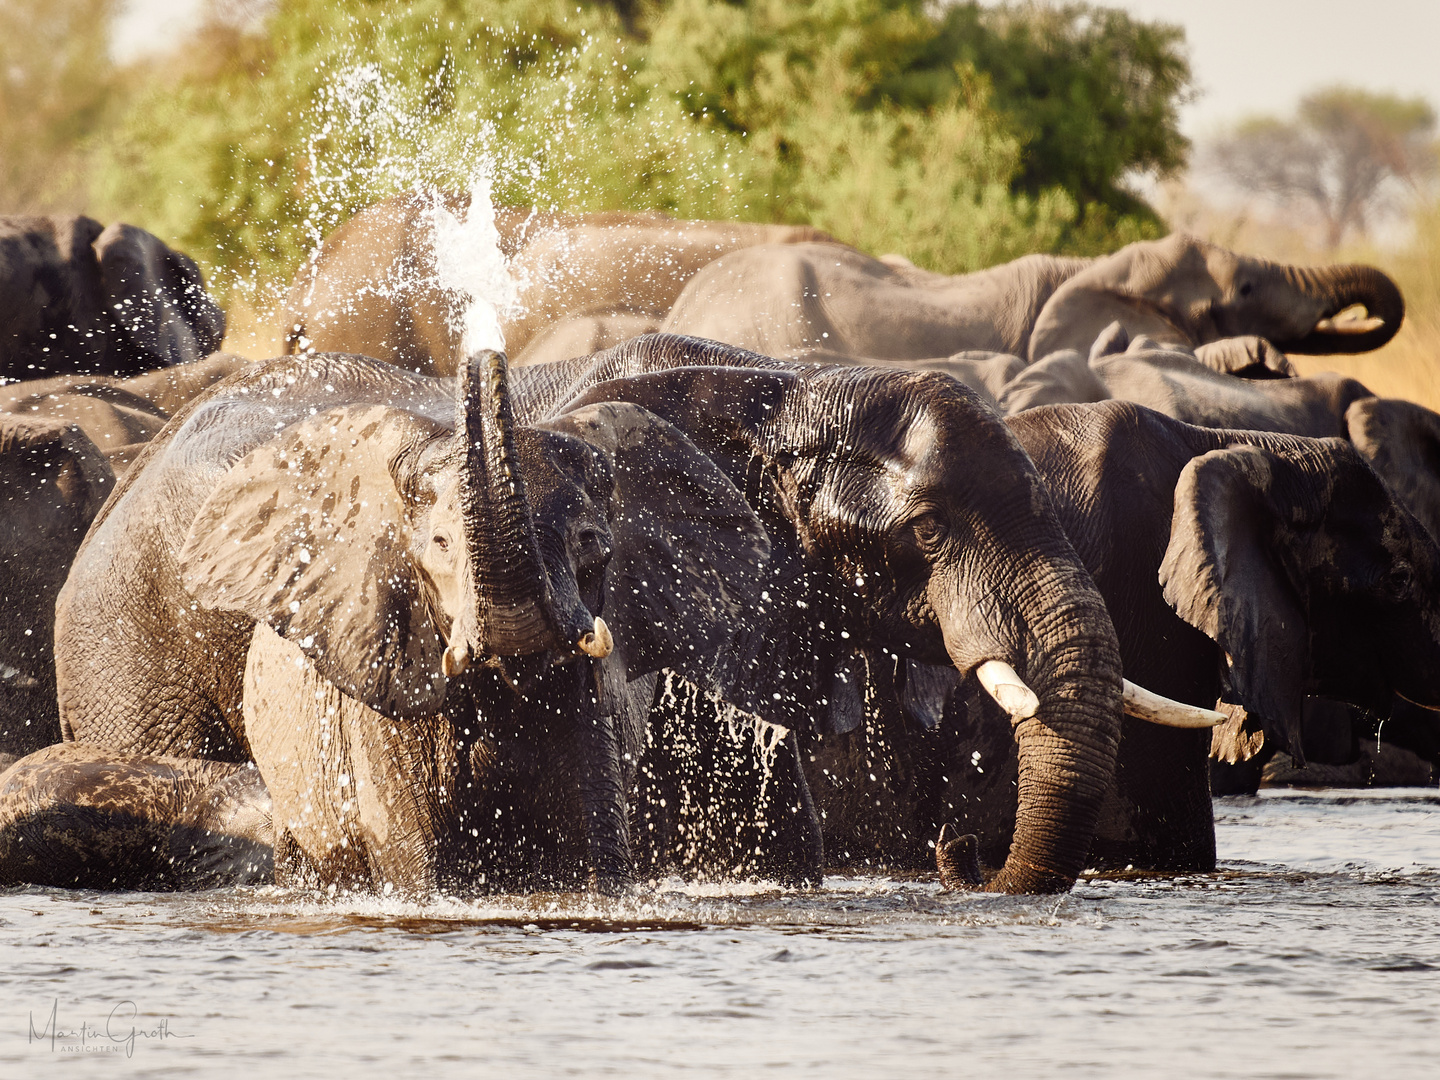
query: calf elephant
[
  {"left": 0, "top": 415, "right": 113, "bottom": 767},
  {"left": 52, "top": 350, "right": 768, "bottom": 894},
  {"left": 1, "top": 215, "right": 226, "bottom": 380},
  {"left": 281, "top": 192, "right": 831, "bottom": 375},
  {"left": 661, "top": 233, "right": 1403, "bottom": 364},
  {"left": 816, "top": 401, "right": 1440, "bottom": 873}
]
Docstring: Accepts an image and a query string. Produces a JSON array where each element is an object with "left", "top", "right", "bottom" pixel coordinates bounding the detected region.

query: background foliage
[{"left": 1, "top": 0, "right": 1195, "bottom": 299}]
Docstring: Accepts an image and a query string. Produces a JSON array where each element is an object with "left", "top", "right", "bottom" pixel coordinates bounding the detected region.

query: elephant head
[
  {"left": 1160, "top": 438, "right": 1440, "bottom": 762},
  {"left": 1028, "top": 234, "right": 1404, "bottom": 361},
  {"left": 559, "top": 347, "right": 1129, "bottom": 893},
  {"left": 0, "top": 215, "right": 225, "bottom": 380},
  {"left": 178, "top": 350, "right": 767, "bottom": 891}
]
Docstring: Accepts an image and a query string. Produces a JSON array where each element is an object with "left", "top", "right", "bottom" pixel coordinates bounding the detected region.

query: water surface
[{"left": 2, "top": 789, "right": 1437, "bottom": 1077}]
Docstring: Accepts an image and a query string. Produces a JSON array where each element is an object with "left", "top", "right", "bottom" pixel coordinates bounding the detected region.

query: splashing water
[{"left": 429, "top": 172, "right": 517, "bottom": 357}]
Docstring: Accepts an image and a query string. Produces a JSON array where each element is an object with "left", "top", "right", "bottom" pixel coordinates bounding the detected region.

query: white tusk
[
  {"left": 578, "top": 617, "right": 613, "bottom": 659},
  {"left": 442, "top": 643, "right": 470, "bottom": 678},
  {"left": 976, "top": 659, "right": 1039, "bottom": 720},
  {"left": 1123, "top": 679, "right": 1226, "bottom": 728}
]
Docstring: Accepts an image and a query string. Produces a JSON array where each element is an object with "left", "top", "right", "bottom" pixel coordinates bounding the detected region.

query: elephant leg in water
[{"left": 0, "top": 743, "right": 272, "bottom": 889}]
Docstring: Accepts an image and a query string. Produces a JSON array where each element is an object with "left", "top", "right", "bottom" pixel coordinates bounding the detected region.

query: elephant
[
  {"left": 813, "top": 400, "right": 1440, "bottom": 873},
  {"left": 660, "top": 233, "right": 1404, "bottom": 365},
  {"left": 51, "top": 349, "right": 769, "bottom": 894},
  {"left": 0, "top": 415, "right": 114, "bottom": 768},
  {"left": 281, "top": 192, "right": 832, "bottom": 376},
  {"left": 993, "top": 329, "right": 1440, "bottom": 545},
  {"left": 496, "top": 334, "right": 1227, "bottom": 893},
  {"left": 1, "top": 351, "right": 256, "bottom": 473},
  {"left": 1, "top": 215, "right": 227, "bottom": 381},
  {"left": 0, "top": 743, "right": 272, "bottom": 889}
]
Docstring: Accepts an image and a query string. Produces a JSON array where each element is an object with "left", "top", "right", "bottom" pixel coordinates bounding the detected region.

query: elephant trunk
[
  {"left": 456, "top": 350, "right": 564, "bottom": 659},
  {"left": 938, "top": 554, "right": 1123, "bottom": 894},
  {"left": 574, "top": 663, "right": 633, "bottom": 893},
  {"left": 1275, "top": 263, "right": 1405, "bottom": 354}
]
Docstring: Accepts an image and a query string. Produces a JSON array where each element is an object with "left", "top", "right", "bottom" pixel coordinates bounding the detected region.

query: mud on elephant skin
[
  {"left": 1, "top": 215, "right": 226, "bottom": 380},
  {"left": 0, "top": 415, "right": 114, "bottom": 763},
  {"left": 0, "top": 743, "right": 272, "bottom": 890},
  {"left": 660, "top": 233, "right": 1404, "bottom": 365},
  {"left": 54, "top": 350, "right": 768, "bottom": 894},
  {"left": 818, "top": 401, "right": 1440, "bottom": 874}
]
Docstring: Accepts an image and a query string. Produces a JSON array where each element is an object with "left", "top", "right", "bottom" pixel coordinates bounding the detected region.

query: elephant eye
[
  {"left": 432, "top": 534, "right": 450, "bottom": 552},
  {"left": 1238, "top": 282, "right": 1254, "bottom": 298},
  {"left": 1380, "top": 562, "right": 1413, "bottom": 598},
  {"left": 908, "top": 512, "right": 948, "bottom": 551}
]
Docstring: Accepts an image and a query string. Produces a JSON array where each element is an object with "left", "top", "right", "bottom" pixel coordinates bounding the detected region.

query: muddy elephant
[
  {"left": 52, "top": 350, "right": 767, "bottom": 894},
  {"left": 281, "top": 192, "right": 832, "bottom": 375},
  {"left": 1, "top": 215, "right": 226, "bottom": 381},
  {"left": 0, "top": 415, "right": 113, "bottom": 767},
  {"left": 1, "top": 351, "right": 255, "bottom": 473},
  {"left": 818, "top": 401, "right": 1440, "bottom": 873},
  {"left": 661, "top": 233, "right": 1404, "bottom": 364},
  {"left": 493, "top": 334, "right": 1238, "bottom": 893},
  {"left": 0, "top": 743, "right": 271, "bottom": 889}
]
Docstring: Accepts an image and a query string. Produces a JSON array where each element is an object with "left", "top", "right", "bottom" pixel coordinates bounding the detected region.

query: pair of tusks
[
  {"left": 975, "top": 659, "right": 1225, "bottom": 729},
  {"left": 440, "top": 616, "right": 614, "bottom": 677}
]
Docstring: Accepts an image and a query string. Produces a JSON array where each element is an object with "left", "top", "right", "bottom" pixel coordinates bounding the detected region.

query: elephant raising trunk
[
  {"left": 449, "top": 350, "right": 614, "bottom": 673},
  {"left": 1274, "top": 262, "right": 1405, "bottom": 355}
]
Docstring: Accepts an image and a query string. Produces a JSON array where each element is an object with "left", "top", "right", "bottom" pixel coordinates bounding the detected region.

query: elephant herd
[{"left": 0, "top": 201, "right": 1436, "bottom": 899}]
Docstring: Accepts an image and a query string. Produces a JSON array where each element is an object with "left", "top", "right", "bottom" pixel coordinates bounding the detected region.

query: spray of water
[{"left": 429, "top": 172, "right": 517, "bottom": 356}]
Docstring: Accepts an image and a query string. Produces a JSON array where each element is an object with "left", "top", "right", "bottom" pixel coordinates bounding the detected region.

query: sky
[{"left": 113, "top": 0, "right": 1440, "bottom": 138}]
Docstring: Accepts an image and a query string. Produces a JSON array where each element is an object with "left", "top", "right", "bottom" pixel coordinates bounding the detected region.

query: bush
[{"left": 82, "top": 0, "right": 1192, "bottom": 299}]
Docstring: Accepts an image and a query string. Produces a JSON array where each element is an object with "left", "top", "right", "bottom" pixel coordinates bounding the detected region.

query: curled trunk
[{"left": 1277, "top": 263, "right": 1405, "bottom": 354}]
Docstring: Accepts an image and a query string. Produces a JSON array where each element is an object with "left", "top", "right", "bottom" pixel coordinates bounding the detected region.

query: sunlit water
[{"left": 1, "top": 790, "right": 1436, "bottom": 1077}]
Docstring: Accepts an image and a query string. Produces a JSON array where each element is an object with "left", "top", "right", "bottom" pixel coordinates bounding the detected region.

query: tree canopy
[
  {"left": 1209, "top": 85, "right": 1438, "bottom": 250},
  {"left": 16, "top": 0, "right": 1194, "bottom": 295}
]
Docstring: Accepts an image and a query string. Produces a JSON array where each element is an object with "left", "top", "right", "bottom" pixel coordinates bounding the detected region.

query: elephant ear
[
  {"left": 1158, "top": 446, "right": 1310, "bottom": 760},
  {"left": 1029, "top": 248, "right": 1197, "bottom": 361},
  {"left": 94, "top": 223, "right": 227, "bottom": 370},
  {"left": 178, "top": 405, "right": 451, "bottom": 719},
  {"left": 1347, "top": 396, "right": 1440, "bottom": 543},
  {"left": 540, "top": 401, "right": 770, "bottom": 681}
]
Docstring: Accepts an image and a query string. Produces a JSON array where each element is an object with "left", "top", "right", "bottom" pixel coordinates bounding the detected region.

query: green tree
[
  {"left": 1210, "top": 86, "right": 1438, "bottom": 250},
  {"left": 89, "top": 0, "right": 1194, "bottom": 296},
  {"left": 0, "top": 0, "right": 121, "bottom": 212}
]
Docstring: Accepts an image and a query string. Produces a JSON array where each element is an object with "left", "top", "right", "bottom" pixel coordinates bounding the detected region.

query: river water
[{"left": 1, "top": 788, "right": 1436, "bottom": 1078}]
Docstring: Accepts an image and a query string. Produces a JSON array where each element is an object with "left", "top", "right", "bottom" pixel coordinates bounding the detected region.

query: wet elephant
[
  {"left": 0, "top": 415, "right": 113, "bottom": 767},
  {"left": 51, "top": 350, "right": 768, "bottom": 895},
  {"left": 504, "top": 334, "right": 1155, "bottom": 893},
  {"left": 817, "top": 401, "right": 1440, "bottom": 873}
]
